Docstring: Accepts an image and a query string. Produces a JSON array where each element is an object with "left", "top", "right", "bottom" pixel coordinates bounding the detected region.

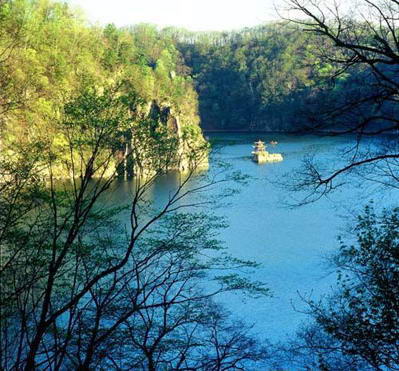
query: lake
[{"left": 108, "top": 133, "right": 397, "bottom": 344}]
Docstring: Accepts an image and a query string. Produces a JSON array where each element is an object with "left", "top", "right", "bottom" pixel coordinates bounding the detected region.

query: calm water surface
[{"left": 109, "top": 133, "right": 398, "bottom": 343}]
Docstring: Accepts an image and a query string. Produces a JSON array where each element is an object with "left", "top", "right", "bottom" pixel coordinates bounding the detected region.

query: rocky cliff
[{"left": 116, "top": 100, "right": 208, "bottom": 179}]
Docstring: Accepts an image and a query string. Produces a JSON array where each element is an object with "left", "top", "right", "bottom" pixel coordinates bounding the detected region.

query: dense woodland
[
  {"left": 175, "top": 25, "right": 332, "bottom": 131},
  {"left": 1, "top": 0, "right": 399, "bottom": 369},
  {"left": 2, "top": 0, "right": 396, "bottom": 137},
  {"left": 0, "top": 0, "right": 207, "bottom": 180}
]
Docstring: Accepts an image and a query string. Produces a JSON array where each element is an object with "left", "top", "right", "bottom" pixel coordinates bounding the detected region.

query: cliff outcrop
[{"left": 116, "top": 100, "right": 208, "bottom": 179}]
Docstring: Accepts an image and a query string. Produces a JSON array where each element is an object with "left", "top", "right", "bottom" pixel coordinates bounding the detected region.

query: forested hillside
[
  {"left": 169, "top": 24, "right": 334, "bottom": 131},
  {"left": 0, "top": 0, "right": 206, "bottom": 177},
  {"left": 1, "top": 0, "right": 388, "bottom": 136},
  {"left": 168, "top": 24, "right": 396, "bottom": 132},
  {"left": 2, "top": 0, "right": 396, "bottom": 143}
]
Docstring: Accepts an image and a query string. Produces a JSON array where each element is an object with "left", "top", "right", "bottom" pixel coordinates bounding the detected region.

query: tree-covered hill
[
  {"left": 172, "top": 24, "right": 335, "bottom": 131},
  {"left": 168, "top": 23, "right": 397, "bottom": 133},
  {"left": 0, "top": 0, "right": 205, "bottom": 177},
  {"left": 2, "top": 0, "right": 396, "bottom": 139}
]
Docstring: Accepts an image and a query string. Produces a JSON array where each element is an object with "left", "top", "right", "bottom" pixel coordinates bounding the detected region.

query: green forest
[
  {"left": 1, "top": 0, "right": 397, "bottom": 140},
  {"left": 176, "top": 25, "right": 332, "bottom": 131},
  {"left": 1, "top": 0, "right": 399, "bottom": 369}
]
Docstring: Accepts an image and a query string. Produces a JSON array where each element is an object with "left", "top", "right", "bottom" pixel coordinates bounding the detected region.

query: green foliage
[
  {"left": 176, "top": 23, "right": 331, "bottom": 131},
  {"left": 306, "top": 204, "right": 399, "bottom": 369},
  {"left": 0, "top": 0, "right": 203, "bottom": 176},
  {"left": 0, "top": 142, "right": 269, "bottom": 368},
  {"left": 0, "top": 5, "right": 269, "bottom": 366}
]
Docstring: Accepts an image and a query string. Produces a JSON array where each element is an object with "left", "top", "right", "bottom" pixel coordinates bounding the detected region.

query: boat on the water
[{"left": 252, "top": 140, "right": 283, "bottom": 163}]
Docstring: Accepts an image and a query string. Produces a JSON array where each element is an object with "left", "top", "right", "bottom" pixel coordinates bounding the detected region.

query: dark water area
[{"left": 106, "top": 133, "right": 398, "bottom": 343}]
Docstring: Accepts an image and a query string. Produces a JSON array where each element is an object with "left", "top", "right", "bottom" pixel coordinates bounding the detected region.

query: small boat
[{"left": 270, "top": 140, "right": 278, "bottom": 146}]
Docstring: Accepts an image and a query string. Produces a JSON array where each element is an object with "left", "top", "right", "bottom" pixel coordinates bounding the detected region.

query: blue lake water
[
  {"left": 109, "top": 133, "right": 398, "bottom": 344},
  {"left": 203, "top": 133, "right": 356, "bottom": 343}
]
